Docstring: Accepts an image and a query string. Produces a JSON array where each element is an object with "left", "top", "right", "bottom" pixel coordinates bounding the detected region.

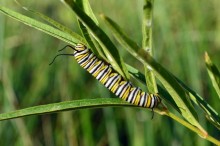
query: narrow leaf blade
[
  {"left": 0, "top": 6, "right": 78, "bottom": 46},
  {"left": 0, "top": 98, "right": 151, "bottom": 121},
  {"left": 205, "top": 52, "right": 220, "bottom": 99},
  {"left": 64, "top": 0, "right": 130, "bottom": 79}
]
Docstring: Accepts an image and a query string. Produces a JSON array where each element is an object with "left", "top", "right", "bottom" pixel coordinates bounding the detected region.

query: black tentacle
[
  {"left": 58, "top": 45, "right": 76, "bottom": 52},
  {"left": 49, "top": 54, "right": 74, "bottom": 65}
]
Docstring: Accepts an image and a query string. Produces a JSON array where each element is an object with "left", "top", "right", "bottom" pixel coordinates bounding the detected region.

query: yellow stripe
[
  {"left": 134, "top": 91, "right": 141, "bottom": 105},
  {"left": 122, "top": 86, "right": 132, "bottom": 100},
  {"left": 110, "top": 76, "right": 122, "bottom": 93},
  {"left": 100, "top": 68, "right": 112, "bottom": 84},
  {"left": 87, "top": 60, "right": 101, "bottom": 72},
  {"left": 81, "top": 56, "right": 96, "bottom": 68},
  {"left": 75, "top": 53, "right": 89, "bottom": 61},
  {"left": 80, "top": 55, "right": 94, "bottom": 67},
  {"left": 92, "top": 64, "right": 106, "bottom": 78},
  {"left": 118, "top": 82, "right": 128, "bottom": 99},
  {"left": 146, "top": 94, "right": 152, "bottom": 107}
]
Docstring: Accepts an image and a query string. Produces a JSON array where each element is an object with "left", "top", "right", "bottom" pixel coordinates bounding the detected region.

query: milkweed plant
[{"left": 0, "top": 0, "right": 219, "bottom": 145}]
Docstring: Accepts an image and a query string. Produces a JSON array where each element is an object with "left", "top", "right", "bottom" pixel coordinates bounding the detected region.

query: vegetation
[{"left": 0, "top": 0, "right": 220, "bottom": 145}]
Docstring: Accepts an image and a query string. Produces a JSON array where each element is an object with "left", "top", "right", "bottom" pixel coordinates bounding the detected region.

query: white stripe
[
  {"left": 139, "top": 92, "right": 146, "bottom": 106},
  {"left": 150, "top": 95, "right": 155, "bottom": 108},
  {"left": 131, "top": 88, "right": 141, "bottom": 104},
  {"left": 74, "top": 48, "right": 89, "bottom": 56},
  {"left": 79, "top": 53, "right": 94, "bottom": 65},
  {"left": 78, "top": 53, "right": 90, "bottom": 64},
  {"left": 118, "top": 82, "right": 131, "bottom": 98},
  {"left": 104, "top": 74, "right": 117, "bottom": 88},
  {"left": 107, "top": 75, "right": 120, "bottom": 89},
  {"left": 115, "top": 82, "right": 128, "bottom": 97},
  {"left": 127, "top": 87, "right": 136, "bottom": 103},
  {"left": 89, "top": 61, "right": 102, "bottom": 74},
  {"left": 96, "top": 65, "right": 109, "bottom": 80},
  {"left": 98, "top": 66, "right": 111, "bottom": 81},
  {"left": 93, "top": 62, "right": 105, "bottom": 76},
  {"left": 84, "top": 57, "right": 97, "bottom": 69}
]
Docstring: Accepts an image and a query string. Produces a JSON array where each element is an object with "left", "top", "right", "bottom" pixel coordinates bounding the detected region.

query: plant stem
[
  {"left": 158, "top": 110, "right": 220, "bottom": 145},
  {"left": 142, "top": 0, "right": 158, "bottom": 93}
]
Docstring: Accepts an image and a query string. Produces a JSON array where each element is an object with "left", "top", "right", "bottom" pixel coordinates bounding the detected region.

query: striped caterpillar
[{"left": 51, "top": 44, "right": 161, "bottom": 109}]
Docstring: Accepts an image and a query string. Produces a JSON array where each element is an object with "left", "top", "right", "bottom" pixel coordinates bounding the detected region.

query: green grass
[{"left": 0, "top": 0, "right": 220, "bottom": 145}]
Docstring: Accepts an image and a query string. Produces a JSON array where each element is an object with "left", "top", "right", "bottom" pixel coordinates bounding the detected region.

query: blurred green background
[{"left": 0, "top": 0, "right": 220, "bottom": 146}]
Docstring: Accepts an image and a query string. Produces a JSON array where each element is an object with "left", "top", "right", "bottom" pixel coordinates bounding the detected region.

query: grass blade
[
  {"left": 23, "top": 8, "right": 86, "bottom": 45},
  {"left": 75, "top": 0, "right": 107, "bottom": 60},
  {"left": 0, "top": 98, "right": 149, "bottom": 121},
  {"left": 142, "top": 0, "right": 158, "bottom": 93},
  {"left": 175, "top": 76, "right": 220, "bottom": 129},
  {"left": 204, "top": 52, "right": 220, "bottom": 99},
  {"left": 0, "top": 5, "right": 78, "bottom": 46},
  {"left": 76, "top": 0, "right": 99, "bottom": 25}
]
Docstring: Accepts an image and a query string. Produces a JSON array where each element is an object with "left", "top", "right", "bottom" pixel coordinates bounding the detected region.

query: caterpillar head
[{"left": 75, "top": 43, "right": 87, "bottom": 51}]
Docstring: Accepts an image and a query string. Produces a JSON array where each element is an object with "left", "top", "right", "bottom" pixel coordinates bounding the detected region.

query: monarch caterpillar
[{"left": 51, "top": 44, "right": 161, "bottom": 109}]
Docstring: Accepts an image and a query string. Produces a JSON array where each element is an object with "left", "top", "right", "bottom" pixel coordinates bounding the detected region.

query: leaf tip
[
  {"left": 99, "top": 13, "right": 105, "bottom": 19},
  {"left": 204, "top": 51, "right": 208, "bottom": 60},
  {"left": 204, "top": 51, "right": 211, "bottom": 64}
]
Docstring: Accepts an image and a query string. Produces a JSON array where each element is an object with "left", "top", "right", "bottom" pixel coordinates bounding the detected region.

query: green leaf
[
  {"left": 0, "top": 6, "right": 78, "bottom": 46},
  {"left": 64, "top": 0, "right": 130, "bottom": 80},
  {"left": 22, "top": 7, "right": 86, "bottom": 45},
  {"left": 142, "top": 0, "right": 158, "bottom": 93},
  {"left": 175, "top": 76, "right": 220, "bottom": 129},
  {"left": 0, "top": 98, "right": 142, "bottom": 121},
  {"left": 101, "top": 15, "right": 204, "bottom": 131},
  {"left": 77, "top": 0, "right": 99, "bottom": 25},
  {"left": 205, "top": 52, "right": 220, "bottom": 99},
  {"left": 76, "top": 0, "right": 107, "bottom": 60}
]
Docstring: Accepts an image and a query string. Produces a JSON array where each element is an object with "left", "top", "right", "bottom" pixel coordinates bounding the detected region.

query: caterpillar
[{"left": 51, "top": 43, "right": 161, "bottom": 109}]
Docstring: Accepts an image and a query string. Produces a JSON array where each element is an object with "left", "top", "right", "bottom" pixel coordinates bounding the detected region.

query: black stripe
[
  {"left": 127, "top": 87, "right": 138, "bottom": 103},
  {"left": 84, "top": 57, "right": 97, "bottom": 70},
  {"left": 96, "top": 65, "right": 110, "bottom": 81},
  {"left": 115, "top": 81, "right": 129, "bottom": 97},
  {"left": 104, "top": 74, "right": 118, "bottom": 88},
  {"left": 90, "top": 62, "right": 103, "bottom": 75},
  {"left": 142, "top": 93, "right": 147, "bottom": 107},
  {"left": 78, "top": 53, "right": 90, "bottom": 65}
]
